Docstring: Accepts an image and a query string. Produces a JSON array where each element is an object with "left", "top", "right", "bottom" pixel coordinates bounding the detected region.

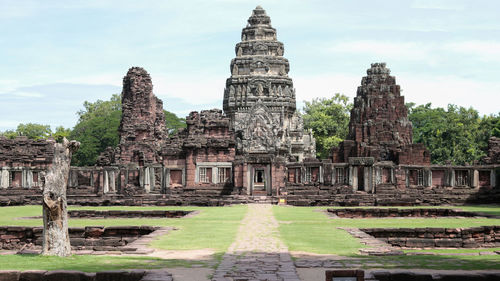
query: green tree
[
  {"left": 164, "top": 110, "right": 186, "bottom": 134},
  {"left": 70, "top": 94, "right": 187, "bottom": 166},
  {"left": 52, "top": 126, "right": 72, "bottom": 143},
  {"left": 0, "top": 130, "right": 17, "bottom": 139},
  {"left": 70, "top": 94, "right": 122, "bottom": 166},
  {"left": 408, "top": 103, "right": 489, "bottom": 165},
  {"left": 15, "top": 123, "right": 52, "bottom": 140},
  {"left": 302, "top": 93, "right": 352, "bottom": 159}
]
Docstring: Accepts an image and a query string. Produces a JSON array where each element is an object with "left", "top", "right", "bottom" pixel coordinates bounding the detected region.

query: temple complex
[{"left": 0, "top": 6, "right": 498, "bottom": 207}]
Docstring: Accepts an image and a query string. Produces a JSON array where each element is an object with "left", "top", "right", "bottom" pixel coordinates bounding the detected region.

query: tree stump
[{"left": 42, "top": 138, "right": 80, "bottom": 256}]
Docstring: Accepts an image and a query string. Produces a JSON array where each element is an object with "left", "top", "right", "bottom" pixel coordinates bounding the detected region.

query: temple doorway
[
  {"left": 357, "top": 166, "right": 364, "bottom": 191},
  {"left": 253, "top": 169, "right": 266, "bottom": 195},
  {"left": 250, "top": 165, "right": 270, "bottom": 196}
]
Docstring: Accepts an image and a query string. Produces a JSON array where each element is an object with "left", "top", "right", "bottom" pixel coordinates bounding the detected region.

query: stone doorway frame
[{"left": 248, "top": 164, "right": 271, "bottom": 196}]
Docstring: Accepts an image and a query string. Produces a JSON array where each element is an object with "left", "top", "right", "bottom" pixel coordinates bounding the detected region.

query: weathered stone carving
[
  {"left": 116, "top": 67, "right": 167, "bottom": 165},
  {"left": 42, "top": 138, "right": 80, "bottom": 256},
  {"left": 483, "top": 137, "right": 500, "bottom": 164},
  {"left": 0, "top": 136, "right": 54, "bottom": 167},
  {"left": 332, "top": 63, "right": 430, "bottom": 165},
  {"left": 223, "top": 6, "right": 315, "bottom": 161}
]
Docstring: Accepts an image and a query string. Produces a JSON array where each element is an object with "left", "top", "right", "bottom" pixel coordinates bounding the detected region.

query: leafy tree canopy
[
  {"left": 70, "top": 94, "right": 186, "bottom": 166},
  {"left": 302, "top": 93, "right": 352, "bottom": 159},
  {"left": 70, "top": 94, "right": 122, "bottom": 166},
  {"left": 164, "top": 110, "right": 186, "bottom": 134},
  {"left": 0, "top": 123, "right": 71, "bottom": 142},
  {"left": 408, "top": 103, "right": 499, "bottom": 165}
]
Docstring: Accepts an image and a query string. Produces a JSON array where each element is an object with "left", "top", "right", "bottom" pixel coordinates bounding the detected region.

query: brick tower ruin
[
  {"left": 223, "top": 6, "right": 315, "bottom": 161},
  {"left": 116, "top": 67, "right": 167, "bottom": 165},
  {"left": 332, "top": 63, "right": 430, "bottom": 165}
]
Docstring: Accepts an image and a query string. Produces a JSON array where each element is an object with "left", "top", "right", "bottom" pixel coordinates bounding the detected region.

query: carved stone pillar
[
  {"left": 1, "top": 168, "right": 10, "bottom": 189},
  {"left": 149, "top": 167, "right": 155, "bottom": 191},
  {"left": 352, "top": 167, "right": 358, "bottom": 192},
  {"left": 27, "top": 169, "right": 33, "bottom": 189},
  {"left": 109, "top": 170, "right": 116, "bottom": 192},
  {"left": 103, "top": 171, "right": 109, "bottom": 193},
  {"left": 143, "top": 167, "right": 150, "bottom": 193},
  {"left": 473, "top": 170, "right": 479, "bottom": 188},
  {"left": 21, "top": 169, "right": 27, "bottom": 188}
]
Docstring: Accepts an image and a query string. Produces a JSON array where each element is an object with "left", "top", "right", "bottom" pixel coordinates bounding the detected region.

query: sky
[{"left": 0, "top": 0, "right": 499, "bottom": 131}]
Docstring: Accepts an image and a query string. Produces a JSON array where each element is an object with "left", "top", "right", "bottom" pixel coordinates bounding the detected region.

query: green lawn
[
  {"left": 1, "top": 204, "right": 500, "bottom": 271},
  {"left": 0, "top": 205, "right": 247, "bottom": 252},
  {"left": 0, "top": 204, "right": 247, "bottom": 271},
  {"left": 273, "top": 205, "right": 500, "bottom": 255},
  {"left": 0, "top": 255, "right": 207, "bottom": 272}
]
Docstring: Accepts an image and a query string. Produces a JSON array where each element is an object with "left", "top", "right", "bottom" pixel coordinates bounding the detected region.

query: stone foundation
[
  {"left": 0, "top": 226, "right": 158, "bottom": 251},
  {"left": 327, "top": 208, "right": 494, "bottom": 218},
  {"left": 371, "top": 270, "right": 500, "bottom": 281},
  {"left": 22, "top": 210, "right": 193, "bottom": 219},
  {"left": 0, "top": 269, "right": 172, "bottom": 281},
  {"left": 362, "top": 226, "right": 500, "bottom": 248},
  {"left": 68, "top": 210, "right": 191, "bottom": 219}
]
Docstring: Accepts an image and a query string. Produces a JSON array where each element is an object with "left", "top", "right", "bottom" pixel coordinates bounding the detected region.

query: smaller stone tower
[
  {"left": 116, "top": 67, "right": 167, "bottom": 165},
  {"left": 333, "top": 63, "right": 430, "bottom": 165}
]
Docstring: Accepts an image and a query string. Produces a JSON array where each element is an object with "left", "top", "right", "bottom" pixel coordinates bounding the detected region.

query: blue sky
[{"left": 1, "top": 0, "right": 499, "bottom": 131}]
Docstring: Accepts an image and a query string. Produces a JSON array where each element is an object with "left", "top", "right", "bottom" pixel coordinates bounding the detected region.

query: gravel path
[{"left": 212, "top": 204, "right": 301, "bottom": 281}]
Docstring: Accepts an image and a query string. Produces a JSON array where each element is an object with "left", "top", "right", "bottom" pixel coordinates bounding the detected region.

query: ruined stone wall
[
  {"left": 285, "top": 184, "right": 500, "bottom": 206},
  {"left": 0, "top": 136, "right": 54, "bottom": 168},
  {"left": 0, "top": 225, "right": 157, "bottom": 251},
  {"left": 162, "top": 109, "right": 236, "bottom": 193},
  {"left": 116, "top": 67, "right": 167, "bottom": 165},
  {"left": 483, "top": 137, "right": 500, "bottom": 164},
  {"left": 328, "top": 208, "right": 490, "bottom": 218},
  {"left": 362, "top": 226, "right": 500, "bottom": 248}
]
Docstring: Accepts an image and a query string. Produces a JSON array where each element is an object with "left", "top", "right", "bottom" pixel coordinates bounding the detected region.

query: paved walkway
[{"left": 212, "top": 204, "right": 301, "bottom": 281}]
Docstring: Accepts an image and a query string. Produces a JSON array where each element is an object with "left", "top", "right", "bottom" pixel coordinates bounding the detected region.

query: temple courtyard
[{"left": 0, "top": 204, "right": 499, "bottom": 280}]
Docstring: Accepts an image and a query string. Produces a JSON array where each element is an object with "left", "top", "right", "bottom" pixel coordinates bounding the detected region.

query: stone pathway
[{"left": 212, "top": 204, "right": 301, "bottom": 281}]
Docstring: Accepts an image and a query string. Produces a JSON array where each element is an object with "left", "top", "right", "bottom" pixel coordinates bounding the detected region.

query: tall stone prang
[
  {"left": 223, "top": 6, "right": 315, "bottom": 160},
  {"left": 117, "top": 67, "right": 167, "bottom": 165},
  {"left": 333, "top": 63, "right": 430, "bottom": 165}
]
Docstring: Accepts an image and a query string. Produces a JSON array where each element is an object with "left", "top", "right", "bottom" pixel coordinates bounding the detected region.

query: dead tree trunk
[{"left": 42, "top": 138, "right": 80, "bottom": 256}]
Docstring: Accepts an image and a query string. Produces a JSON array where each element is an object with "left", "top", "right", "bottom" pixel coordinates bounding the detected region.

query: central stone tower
[{"left": 223, "top": 6, "right": 315, "bottom": 161}]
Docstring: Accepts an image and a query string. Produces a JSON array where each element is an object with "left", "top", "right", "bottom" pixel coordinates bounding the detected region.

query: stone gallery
[{"left": 0, "top": 6, "right": 498, "bottom": 207}]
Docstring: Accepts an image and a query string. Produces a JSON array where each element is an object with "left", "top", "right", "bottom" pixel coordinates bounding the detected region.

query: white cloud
[
  {"left": 327, "top": 40, "right": 500, "bottom": 67},
  {"left": 59, "top": 73, "right": 122, "bottom": 87},
  {"left": 399, "top": 74, "right": 499, "bottom": 115},
  {"left": 0, "top": 120, "right": 21, "bottom": 130},
  {"left": 446, "top": 41, "right": 500, "bottom": 62},
  {"left": 411, "top": 0, "right": 466, "bottom": 11},
  {"left": 12, "top": 91, "right": 44, "bottom": 98},
  {"left": 294, "top": 72, "right": 499, "bottom": 116},
  {"left": 327, "top": 40, "right": 439, "bottom": 62},
  {"left": 294, "top": 73, "right": 360, "bottom": 104},
  {"left": 0, "top": 79, "right": 20, "bottom": 94},
  {"left": 153, "top": 73, "right": 227, "bottom": 105}
]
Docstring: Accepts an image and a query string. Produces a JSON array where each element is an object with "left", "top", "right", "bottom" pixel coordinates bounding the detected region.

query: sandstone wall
[{"left": 362, "top": 226, "right": 500, "bottom": 248}]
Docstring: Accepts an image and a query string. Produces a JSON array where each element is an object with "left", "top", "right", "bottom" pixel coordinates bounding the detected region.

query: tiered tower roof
[{"left": 223, "top": 6, "right": 296, "bottom": 117}]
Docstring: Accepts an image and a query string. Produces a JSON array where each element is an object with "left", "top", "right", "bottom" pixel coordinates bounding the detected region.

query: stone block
[
  {"left": 43, "top": 270, "right": 95, "bottom": 281},
  {"left": 19, "top": 270, "right": 46, "bottom": 281},
  {"left": 405, "top": 238, "right": 434, "bottom": 248},
  {"left": 95, "top": 270, "right": 145, "bottom": 281},
  {"left": 0, "top": 271, "right": 20, "bottom": 281},
  {"left": 435, "top": 238, "right": 462, "bottom": 248}
]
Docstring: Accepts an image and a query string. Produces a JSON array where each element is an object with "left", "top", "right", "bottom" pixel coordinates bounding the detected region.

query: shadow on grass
[
  {"left": 333, "top": 254, "right": 500, "bottom": 270},
  {"left": 0, "top": 254, "right": 214, "bottom": 272}
]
